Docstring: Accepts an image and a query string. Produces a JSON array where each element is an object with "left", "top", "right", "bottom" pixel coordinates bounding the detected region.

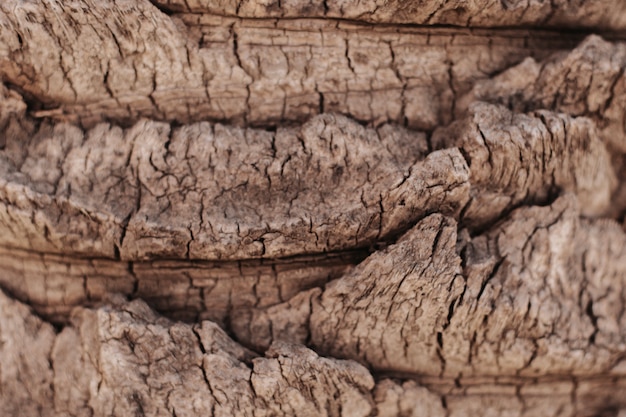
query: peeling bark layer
[
  {"left": 434, "top": 102, "right": 616, "bottom": 228},
  {"left": 0, "top": 100, "right": 617, "bottom": 325},
  {"left": 232, "top": 196, "right": 626, "bottom": 380},
  {"left": 2, "top": 291, "right": 625, "bottom": 416},
  {"left": 458, "top": 35, "right": 626, "bottom": 220},
  {"left": 0, "top": 108, "right": 469, "bottom": 261},
  {"left": 460, "top": 35, "right": 626, "bottom": 153}
]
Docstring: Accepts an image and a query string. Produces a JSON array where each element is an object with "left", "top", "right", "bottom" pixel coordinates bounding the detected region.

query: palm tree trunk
[{"left": 1, "top": 1, "right": 626, "bottom": 415}]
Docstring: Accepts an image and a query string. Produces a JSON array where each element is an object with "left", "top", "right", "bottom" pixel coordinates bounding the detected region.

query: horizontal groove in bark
[
  {"left": 2, "top": 289, "right": 626, "bottom": 417},
  {"left": 0, "top": 0, "right": 593, "bottom": 129},
  {"left": 0, "top": 245, "right": 363, "bottom": 325},
  {"left": 232, "top": 195, "right": 626, "bottom": 379},
  {"left": 375, "top": 378, "right": 626, "bottom": 417},
  {"left": 0, "top": 108, "right": 471, "bottom": 261},
  {"left": 151, "top": 0, "right": 626, "bottom": 31}
]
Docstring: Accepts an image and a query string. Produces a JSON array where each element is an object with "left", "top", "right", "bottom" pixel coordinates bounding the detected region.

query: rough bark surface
[
  {"left": 152, "top": 0, "right": 626, "bottom": 29},
  {"left": 234, "top": 196, "right": 626, "bottom": 378},
  {"left": 0, "top": 109, "right": 468, "bottom": 260},
  {"left": 0, "top": 0, "right": 592, "bottom": 129},
  {"left": 2, "top": 0, "right": 626, "bottom": 416},
  {"left": 3, "top": 289, "right": 626, "bottom": 417}
]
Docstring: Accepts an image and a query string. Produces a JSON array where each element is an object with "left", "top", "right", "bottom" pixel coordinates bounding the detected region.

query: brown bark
[
  {"left": 3, "top": 289, "right": 625, "bottom": 416},
  {"left": 2, "top": 1, "right": 626, "bottom": 416},
  {"left": 152, "top": 0, "right": 626, "bottom": 30},
  {"left": 235, "top": 196, "right": 626, "bottom": 378},
  {"left": 0, "top": 1, "right": 591, "bottom": 129}
]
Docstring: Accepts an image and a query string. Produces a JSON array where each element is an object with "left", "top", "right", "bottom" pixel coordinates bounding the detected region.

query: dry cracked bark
[
  {"left": 152, "top": 0, "right": 626, "bottom": 30},
  {"left": 3, "top": 290, "right": 626, "bottom": 417},
  {"left": 0, "top": 101, "right": 616, "bottom": 325},
  {"left": 459, "top": 35, "right": 626, "bottom": 153},
  {"left": 0, "top": 0, "right": 592, "bottom": 129},
  {"left": 0, "top": 107, "right": 468, "bottom": 260},
  {"left": 2, "top": 0, "right": 626, "bottom": 416},
  {"left": 233, "top": 196, "right": 626, "bottom": 378},
  {"left": 0, "top": 291, "right": 376, "bottom": 416}
]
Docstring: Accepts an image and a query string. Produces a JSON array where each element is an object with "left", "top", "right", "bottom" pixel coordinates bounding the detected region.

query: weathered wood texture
[
  {"left": 3, "top": 291, "right": 626, "bottom": 417},
  {"left": 0, "top": 0, "right": 592, "bottom": 129},
  {"left": 235, "top": 196, "right": 626, "bottom": 378},
  {"left": 2, "top": 0, "right": 626, "bottom": 416},
  {"left": 1, "top": 291, "right": 377, "bottom": 417},
  {"left": 153, "top": 0, "right": 626, "bottom": 29}
]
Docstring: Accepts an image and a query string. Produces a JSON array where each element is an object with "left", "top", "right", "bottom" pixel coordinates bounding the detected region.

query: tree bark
[{"left": 1, "top": 1, "right": 626, "bottom": 416}]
